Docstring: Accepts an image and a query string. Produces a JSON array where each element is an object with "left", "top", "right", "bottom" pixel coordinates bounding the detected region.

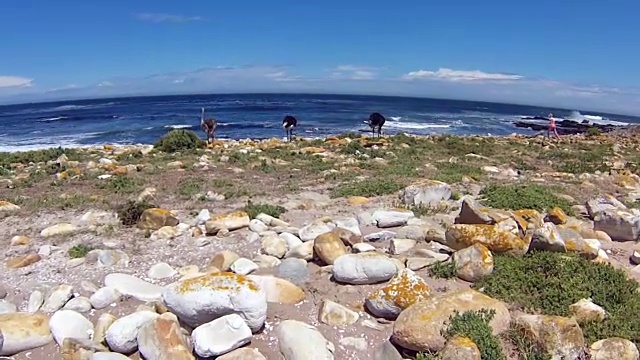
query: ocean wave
[
  {"left": 384, "top": 121, "right": 451, "bottom": 130},
  {"left": 389, "top": 116, "right": 402, "bottom": 121},
  {"left": 36, "top": 116, "right": 69, "bottom": 123},
  {"left": 164, "top": 124, "right": 193, "bottom": 129}
]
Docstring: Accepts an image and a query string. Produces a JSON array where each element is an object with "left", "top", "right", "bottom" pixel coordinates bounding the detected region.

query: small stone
[
  {"left": 347, "top": 196, "right": 370, "bottom": 206},
  {"left": 280, "top": 232, "right": 303, "bottom": 249},
  {"left": 10, "top": 235, "right": 30, "bottom": 246},
  {"left": 230, "top": 258, "right": 259, "bottom": 275},
  {"left": 90, "top": 287, "right": 121, "bottom": 309},
  {"left": 210, "top": 250, "right": 240, "bottom": 271},
  {"left": 62, "top": 297, "right": 92, "bottom": 312},
  {"left": 545, "top": 207, "right": 569, "bottom": 225},
  {"left": 94, "top": 313, "right": 117, "bottom": 345},
  {"left": 0, "top": 299, "right": 17, "bottom": 314},
  {"left": 569, "top": 298, "right": 607, "bottom": 324},
  {"left": 372, "top": 210, "right": 414, "bottom": 228},
  {"left": 333, "top": 217, "right": 362, "bottom": 236},
  {"left": 28, "top": 290, "right": 44, "bottom": 313},
  {"left": 67, "top": 258, "right": 86, "bottom": 268},
  {"left": 138, "top": 208, "right": 179, "bottom": 231},
  {"left": 299, "top": 220, "right": 335, "bottom": 242},
  {"left": 250, "top": 219, "right": 269, "bottom": 233},
  {"left": 389, "top": 238, "right": 416, "bottom": 255},
  {"left": 5, "top": 253, "right": 41, "bottom": 268},
  {"left": 276, "top": 320, "right": 335, "bottom": 359},
  {"left": 285, "top": 241, "right": 314, "bottom": 261},
  {"left": 277, "top": 258, "right": 309, "bottom": 285},
  {"left": 318, "top": 299, "right": 359, "bottom": 326},
  {"left": 261, "top": 235, "right": 288, "bottom": 259},
  {"left": 41, "top": 223, "right": 78, "bottom": 237},
  {"left": 364, "top": 231, "right": 395, "bottom": 242},
  {"left": 205, "top": 211, "right": 250, "bottom": 235},
  {"left": 340, "top": 337, "right": 368, "bottom": 351},
  {"left": 42, "top": 284, "right": 74, "bottom": 313},
  {"left": 401, "top": 180, "right": 451, "bottom": 207},
  {"left": 192, "top": 313, "right": 252, "bottom": 357},
  {"left": 253, "top": 254, "right": 281, "bottom": 268},
  {"left": 49, "top": 309, "right": 94, "bottom": 345},
  {"left": 147, "top": 262, "right": 177, "bottom": 279}
]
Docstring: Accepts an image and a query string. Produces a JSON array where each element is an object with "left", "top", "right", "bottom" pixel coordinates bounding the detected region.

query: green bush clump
[
  {"left": 443, "top": 309, "right": 506, "bottom": 360},
  {"left": 480, "top": 183, "right": 573, "bottom": 214},
  {"left": 154, "top": 129, "right": 204, "bottom": 153},
  {"left": 242, "top": 200, "right": 286, "bottom": 219},
  {"left": 68, "top": 244, "right": 93, "bottom": 258},
  {"left": 116, "top": 200, "right": 157, "bottom": 226},
  {"left": 331, "top": 178, "right": 406, "bottom": 198}
]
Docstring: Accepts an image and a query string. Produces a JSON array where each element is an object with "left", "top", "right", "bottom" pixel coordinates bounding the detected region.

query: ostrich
[
  {"left": 200, "top": 108, "right": 218, "bottom": 144},
  {"left": 366, "top": 112, "right": 386, "bottom": 138},
  {"left": 282, "top": 115, "right": 298, "bottom": 142}
]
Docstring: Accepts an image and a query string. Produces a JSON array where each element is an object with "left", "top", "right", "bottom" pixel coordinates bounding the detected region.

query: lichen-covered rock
[
  {"left": 391, "top": 289, "right": 510, "bottom": 352},
  {"left": 530, "top": 222, "right": 566, "bottom": 253},
  {"left": 513, "top": 209, "right": 544, "bottom": 230},
  {"left": 545, "top": 207, "right": 569, "bottom": 225},
  {"left": 452, "top": 243, "right": 494, "bottom": 282},
  {"left": 0, "top": 312, "right": 52, "bottom": 356},
  {"left": 444, "top": 224, "right": 529, "bottom": 256},
  {"left": 589, "top": 338, "right": 639, "bottom": 360},
  {"left": 569, "top": 298, "right": 606, "bottom": 324},
  {"left": 365, "top": 269, "right": 431, "bottom": 319},
  {"left": 313, "top": 231, "right": 348, "bottom": 265},
  {"left": 586, "top": 195, "right": 627, "bottom": 219},
  {"left": 439, "top": 335, "right": 481, "bottom": 360},
  {"left": 513, "top": 314, "right": 585, "bottom": 360},
  {"left": 136, "top": 312, "right": 195, "bottom": 360},
  {"left": 401, "top": 180, "right": 451, "bottom": 207},
  {"left": 161, "top": 272, "right": 267, "bottom": 332},
  {"left": 138, "top": 208, "right": 179, "bottom": 231},
  {"left": 0, "top": 200, "right": 20, "bottom": 213},
  {"left": 5, "top": 253, "right": 41, "bottom": 268},
  {"left": 205, "top": 211, "right": 249, "bottom": 235},
  {"left": 558, "top": 227, "right": 599, "bottom": 259}
]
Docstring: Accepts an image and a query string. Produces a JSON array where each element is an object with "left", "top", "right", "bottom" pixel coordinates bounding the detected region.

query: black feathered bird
[
  {"left": 200, "top": 108, "right": 218, "bottom": 144},
  {"left": 366, "top": 112, "right": 386, "bottom": 138},
  {"left": 282, "top": 115, "right": 298, "bottom": 142}
]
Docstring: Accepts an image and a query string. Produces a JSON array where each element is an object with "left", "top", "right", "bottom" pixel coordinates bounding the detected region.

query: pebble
[
  {"left": 49, "top": 310, "right": 94, "bottom": 345},
  {"left": 42, "top": 284, "right": 74, "bottom": 313},
  {"left": 230, "top": 258, "right": 259, "bottom": 275},
  {"left": 192, "top": 314, "right": 253, "bottom": 357},
  {"left": 28, "top": 290, "right": 44, "bottom": 313},
  {"left": 147, "top": 262, "right": 177, "bottom": 279},
  {"left": 104, "top": 273, "right": 164, "bottom": 302},
  {"left": 62, "top": 297, "right": 93, "bottom": 313},
  {"left": 90, "top": 287, "right": 121, "bottom": 309}
]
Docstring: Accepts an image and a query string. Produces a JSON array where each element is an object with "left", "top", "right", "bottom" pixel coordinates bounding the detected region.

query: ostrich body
[
  {"left": 367, "top": 112, "right": 386, "bottom": 138},
  {"left": 200, "top": 108, "right": 218, "bottom": 144},
  {"left": 282, "top": 115, "right": 298, "bottom": 142}
]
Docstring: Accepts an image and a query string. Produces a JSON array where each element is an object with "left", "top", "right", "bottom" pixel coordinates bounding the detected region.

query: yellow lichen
[
  {"left": 175, "top": 272, "right": 258, "bottom": 294},
  {"left": 209, "top": 211, "right": 248, "bottom": 221},
  {"left": 369, "top": 270, "right": 431, "bottom": 309}
]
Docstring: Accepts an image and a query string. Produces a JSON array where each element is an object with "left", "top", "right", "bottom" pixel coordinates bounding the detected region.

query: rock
[
  {"left": 277, "top": 258, "right": 309, "bottom": 285},
  {"left": 545, "top": 207, "right": 569, "bottom": 225},
  {"left": 439, "top": 335, "right": 481, "bottom": 360},
  {"left": 340, "top": 337, "right": 368, "bottom": 351},
  {"left": 365, "top": 268, "right": 431, "bottom": 319},
  {"left": 28, "top": 290, "right": 44, "bottom": 313},
  {"left": 93, "top": 352, "right": 132, "bottom": 359},
  {"left": 162, "top": 272, "right": 267, "bottom": 332},
  {"left": 276, "top": 320, "right": 334, "bottom": 360},
  {"left": 230, "top": 258, "right": 259, "bottom": 275},
  {"left": 217, "top": 348, "right": 267, "bottom": 360},
  {"left": 586, "top": 195, "right": 627, "bottom": 219},
  {"left": 137, "top": 312, "right": 194, "bottom": 360},
  {"left": 41, "top": 223, "right": 78, "bottom": 237},
  {"left": 353, "top": 243, "right": 376, "bottom": 253},
  {"left": 280, "top": 232, "right": 303, "bottom": 248},
  {"left": 389, "top": 238, "right": 416, "bottom": 254},
  {"left": 558, "top": 227, "right": 599, "bottom": 259},
  {"left": 104, "top": 273, "right": 164, "bottom": 302},
  {"left": 589, "top": 338, "right": 639, "bottom": 360},
  {"left": 0, "top": 313, "right": 52, "bottom": 356},
  {"left": 372, "top": 210, "right": 414, "bottom": 228},
  {"left": 261, "top": 235, "right": 288, "bottom": 259},
  {"left": 49, "top": 310, "right": 94, "bottom": 345},
  {"left": 530, "top": 222, "right": 566, "bottom": 252},
  {"left": 0, "top": 201, "right": 19, "bottom": 213},
  {"left": 286, "top": 241, "right": 314, "bottom": 261},
  {"left": 299, "top": 221, "right": 335, "bottom": 242},
  {"left": 67, "top": 258, "right": 86, "bottom": 268},
  {"left": 205, "top": 211, "right": 251, "bottom": 235},
  {"left": 395, "top": 225, "right": 429, "bottom": 242},
  {"left": 90, "top": 287, "right": 121, "bottom": 309},
  {"left": 392, "top": 289, "right": 510, "bottom": 352},
  {"left": 332, "top": 254, "right": 398, "bottom": 285},
  {"left": 147, "top": 262, "right": 177, "bottom": 280},
  {"left": 594, "top": 209, "right": 640, "bottom": 241},
  {"left": 138, "top": 208, "right": 179, "bottom": 230},
  {"left": 314, "top": 231, "right": 348, "bottom": 265},
  {"left": 406, "top": 257, "right": 440, "bottom": 270},
  {"left": 444, "top": 224, "right": 528, "bottom": 255},
  {"left": 42, "top": 284, "right": 74, "bottom": 313},
  {"left": 364, "top": 230, "right": 395, "bottom": 242},
  {"left": 253, "top": 254, "right": 281, "bottom": 268},
  {"left": 329, "top": 227, "right": 362, "bottom": 247},
  {"left": 192, "top": 314, "right": 252, "bottom": 358},
  {"left": 452, "top": 243, "right": 494, "bottom": 282},
  {"left": 61, "top": 337, "right": 108, "bottom": 360},
  {"left": 247, "top": 275, "right": 305, "bottom": 304},
  {"left": 417, "top": 248, "right": 452, "bottom": 261},
  {"left": 569, "top": 298, "right": 607, "bottom": 324},
  {"left": 347, "top": 196, "right": 370, "bottom": 205},
  {"left": 455, "top": 197, "right": 493, "bottom": 224},
  {"left": 10, "top": 235, "right": 30, "bottom": 246},
  {"left": 373, "top": 340, "right": 403, "bottom": 360},
  {"left": 195, "top": 209, "right": 210, "bottom": 226},
  {"left": 0, "top": 300, "right": 16, "bottom": 314},
  {"left": 210, "top": 250, "right": 240, "bottom": 271},
  {"left": 401, "top": 180, "right": 451, "bottom": 207},
  {"left": 333, "top": 217, "right": 362, "bottom": 236},
  {"left": 105, "top": 310, "right": 159, "bottom": 354},
  {"left": 513, "top": 314, "right": 585, "bottom": 360},
  {"left": 90, "top": 249, "right": 130, "bottom": 267},
  {"left": 318, "top": 299, "right": 359, "bottom": 326},
  {"left": 5, "top": 253, "right": 41, "bottom": 268},
  {"left": 62, "top": 297, "right": 92, "bottom": 312},
  {"left": 249, "top": 219, "right": 269, "bottom": 233},
  {"left": 94, "top": 313, "right": 117, "bottom": 345}
]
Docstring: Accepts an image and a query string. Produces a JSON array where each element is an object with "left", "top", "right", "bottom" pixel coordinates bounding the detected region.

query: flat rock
[
  {"left": 104, "top": 273, "right": 164, "bottom": 302},
  {"left": 105, "top": 310, "right": 159, "bottom": 354},
  {"left": 205, "top": 211, "right": 251, "bottom": 235},
  {"left": 332, "top": 254, "right": 397, "bottom": 285},
  {"left": 49, "top": 310, "right": 94, "bottom": 345},
  {"left": 90, "top": 287, "right": 121, "bottom": 309},
  {"left": 41, "top": 223, "right": 78, "bottom": 237},
  {"left": 42, "top": 284, "right": 74, "bottom": 313},
  {"left": 318, "top": 299, "right": 359, "bottom": 327},
  {"left": 0, "top": 313, "right": 52, "bottom": 356},
  {"left": 276, "top": 320, "right": 334, "bottom": 360},
  {"left": 137, "top": 312, "right": 194, "bottom": 360},
  {"left": 147, "top": 262, "right": 177, "bottom": 279},
  {"left": 372, "top": 210, "right": 414, "bottom": 228},
  {"left": 299, "top": 221, "right": 335, "bottom": 242},
  {"left": 247, "top": 275, "right": 305, "bottom": 304},
  {"left": 594, "top": 209, "right": 640, "bottom": 241},
  {"left": 192, "top": 314, "right": 252, "bottom": 358}
]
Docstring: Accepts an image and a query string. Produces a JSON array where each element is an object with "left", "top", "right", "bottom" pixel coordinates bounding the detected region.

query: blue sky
[{"left": 1, "top": 0, "right": 639, "bottom": 114}]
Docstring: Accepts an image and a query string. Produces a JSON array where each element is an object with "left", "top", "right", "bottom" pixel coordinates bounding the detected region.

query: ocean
[{"left": 0, "top": 93, "right": 637, "bottom": 152}]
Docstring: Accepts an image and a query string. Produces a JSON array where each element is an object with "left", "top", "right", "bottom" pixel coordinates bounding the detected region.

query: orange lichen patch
[
  {"left": 175, "top": 272, "right": 258, "bottom": 294},
  {"left": 0, "top": 200, "right": 18, "bottom": 208},
  {"left": 446, "top": 224, "right": 527, "bottom": 255},
  {"left": 368, "top": 269, "right": 431, "bottom": 309},
  {"left": 111, "top": 166, "right": 129, "bottom": 175},
  {"left": 448, "top": 335, "right": 478, "bottom": 349},
  {"left": 546, "top": 207, "right": 569, "bottom": 225},
  {"left": 209, "top": 210, "right": 248, "bottom": 221},
  {"left": 103, "top": 145, "right": 115, "bottom": 151},
  {"left": 475, "top": 243, "right": 494, "bottom": 265}
]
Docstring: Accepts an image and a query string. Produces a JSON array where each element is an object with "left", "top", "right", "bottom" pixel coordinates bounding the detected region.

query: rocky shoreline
[{"left": 1, "top": 131, "right": 640, "bottom": 359}]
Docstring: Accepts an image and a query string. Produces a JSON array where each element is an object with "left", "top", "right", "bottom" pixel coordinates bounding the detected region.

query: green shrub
[
  {"left": 475, "top": 251, "right": 640, "bottom": 346},
  {"left": 154, "top": 129, "right": 204, "bottom": 153},
  {"left": 0, "top": 147, "right": 79, "bottom": 169},
  {"left": 427, "top": 261, "right": 457, "bottom": 279},
  {"left": 68, "top": 244, "right": 93, "bottom": 258},
  {"left": 99, "top": 175, "right": 142, "bottom": 194},
  {"left": 331, "top": 178, "right": 406, "bottom": 198},
  {"left": 586, "top": 127, "right": 602, "bottom": 137},
  {"left": 242, "top": 200, "right": 286, "bottom": 219},
  {"left": 480, "top": 183, "right": 573, "bottom": 214},
  {"left": 507, "top": 325, "right": 550, "bottom": 360},
  {"left": 433, "top": 162, "right": 484, "bottom": 184},
  {"left": 116, "top": 200, "right": 157, "bottom": 226},
  {"left": 177, "top": 177, "right": 205, "bottom": 199},
  {"left": 443, "top": 309, "right": 506, "bottom": 360}
]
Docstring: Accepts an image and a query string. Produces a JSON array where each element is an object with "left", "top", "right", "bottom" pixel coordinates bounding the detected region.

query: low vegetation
[
  {"left": 479, "top": 183, "right": 573, "bottom": 214},
  {"left": 475, "top": 251, "right": 640, "bottom": 346},
  {"left": 68, "top": 243, "right": 93, "bottom": 258},
  {"left": 116, "top": 200, "right": 157, "bottom": 226},
  {"left": 331, "top": 178, "right": 406, "bottom": 198},
  {"left": 153, "top": 129, "right": 204, "bottom": 153},
  {"left": 242, "top": 200, "right": 286, "bottom": 219},
  {"left": 427, "top": 260, "right": 457, "bottom": 279},
  {"left": 444, "top": 309, "right": 506, "bottom": 360}
]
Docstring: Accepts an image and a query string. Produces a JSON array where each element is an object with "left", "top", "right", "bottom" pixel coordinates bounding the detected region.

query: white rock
[
  {"left": 333, "top": 218, "right": 362, "bottom": 236},
  {"left": 340, "top": 337, "right": 368, "bottom": 351},
  {"left": 352, "top": 243, "right": 376, "bottom": 253},
  {"left": 38, "top": 245, "right": 52, "bottom": 257},
  {"left": 40, "top": 223, "right": 78, "bottom": 237},
  {"left": 42, "top": 284, "right": 74, "bottom": 313},
  {"left": 196, "top": 209, "right": 210, "bottom": 226},
  {"left": 62, "top": 297, "right": 92, "bottom": 312},
  {"left": 364, "top": 231, "right": 396, "bottom": 242},
  {"left": 299, "top": 221, "right": 335, "bottom": 242},
  {"left": 192, "top": 314, "right": 252, "bottom": 357},
  {"left": 261, "top": 235, "right": 288, "bottom": 259},
  {"left": 332, "top": 254, "right": 398, "bottom": 285},
  {"left": 286, "top": 241, "right": 314, "bottom": 261},
  {"left": 49, "top": 310, "right": 94, "bottom": 345},
  {"left": 28, "top": 290, "right": 44, "bottom": 313},
  {"left": 401, "top": 180, "right": 451, "bottom": 207},
  {"left": 372, "top": 210, "right": 414, "bottom": 228},
  {"left": 246, "top": 231, "right": 260, "bottom": 243},
  {"left": 253, "top": 254, "right": 282, "bottom": 268},
  {"left": 250, "top": 219, "right": 269, "bottom": 233},
  {"left": 105, "top": 310, "right": 159, "bottom": 354},
  {"left": 230, "top": 258, "right": 259, "bottom": 275},
  {"left": 161, "top": 273, "right": 267, "bottom": 331},
  {"left": 277, "top": 320, "right": 335, "bottom": 360},
  {"left": 0, "top": 300, "right": 17, "bottom": 314},
  {"left": 90, "top": 287, "right": 121, "bottom": 309},
  {"left": 280, "top": 232, "right": 303, "bottom": 249},
  {"left": 0, "top": 313, "right": 53, "bottom": 356},
  {"left": 389, "top": 238, "right": 417, "bottom": 255},
  {"left": 594, "top": 209, "right": 640, "bottom": 241},
  {"left": 256, "top": 213, "right": 276, "bottom": 226},
  {"left": 92, "top": 353, "right": 131, "bottom": 360},
  {"left": 104, "top": 273, "right": 164, "bottom": 302},
  {"left": 147, "top": 262, "right": 177, "bottom": 279}
]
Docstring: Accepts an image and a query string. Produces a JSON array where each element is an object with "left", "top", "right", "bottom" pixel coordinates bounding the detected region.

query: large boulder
[
  {"left": 401, "top": 180, "right": 451, "bottom": 207},
  {"left": 0, "top": 313, "right": 53, "bottom": 356},
  {"left": 138, "top": 208, "right": 179, "bottom": 231},
  {"left": 161, "top": 272, "right": 267, "bottom": 332},
  {"left": 444, "top": 224, "right": 529, "bottom": 255},
  {"left": 365, "top": 269, "right": 431, "bottom": 319},
  {"left": 513, "top": 314, "right": 585, "bottom": 360},
  {"left": 391, "top": 289, "right": 510, "bottom": 352},
  {"left": 205, "top": 211, "right": 251, "bottom": 235},
  {"left": 593, "top": 209, "right": 640, "bottom": 241},
  {"left": 332, "top": 254, "right": 398, "bottom": 285},
  {"left": 586, "top": 195, "right": 627, "bottom": 219}
]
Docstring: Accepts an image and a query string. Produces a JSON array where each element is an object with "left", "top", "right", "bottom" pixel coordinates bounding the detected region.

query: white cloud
[
  {"left": 0, "top": 75, "right": 33, "bottom": 88},
  {"left": 330, "top": 65, "right": 378, "bottom": 80},
  {"left": 135, "top": 13, "right": 203, "bottom": 23},
  {"left": 403, "top": 68, "right": 523, "bottom": 82}
]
